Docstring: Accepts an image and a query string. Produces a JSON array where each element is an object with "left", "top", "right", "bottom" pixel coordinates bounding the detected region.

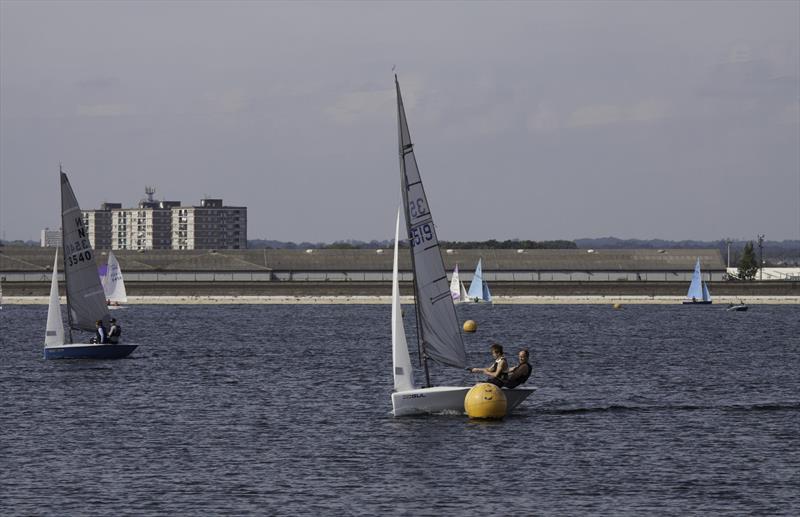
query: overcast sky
[{"left": 1, "top": 0, "right": 798, "bottom": 243}]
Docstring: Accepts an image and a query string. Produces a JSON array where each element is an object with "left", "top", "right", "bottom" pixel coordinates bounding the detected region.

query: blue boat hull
[{"left": 43, "top": 344, "right": 138, "bottom": 360}]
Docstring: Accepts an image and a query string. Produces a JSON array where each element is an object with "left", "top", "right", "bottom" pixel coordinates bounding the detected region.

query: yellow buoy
[
  {"left": 463, "top": 319, "right": 477, "bottom": 333},
  {"left": 464, "top": 383, "right": 507, "bottom": 419},
  {"left": 612, "top": 302, "right": 622, "bottom": 310}
]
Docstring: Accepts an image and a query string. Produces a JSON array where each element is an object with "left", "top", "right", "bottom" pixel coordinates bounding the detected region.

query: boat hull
[
  {"left": 726, "top": 305, "right": 748, "bottom": 311},
  {"left": 392, "top": 385, "right": 536, "bottom": 417},
  {"left": 682, "top": 300, "right": 712, "bottom": 305},
  {"left": 43, "top": 343, "right": 138, "bottom": 360}
]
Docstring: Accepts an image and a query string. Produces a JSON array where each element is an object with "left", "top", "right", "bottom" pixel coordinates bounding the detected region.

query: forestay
[
  {"left": 396, "top": 76, "right": 466, "bottom": 370},
  {"left": 61, "top": 172, "right": 110, "bottom": 331}
]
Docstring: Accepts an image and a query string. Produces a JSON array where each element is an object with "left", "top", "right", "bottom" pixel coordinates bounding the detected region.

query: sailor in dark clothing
[
  {"left": 504, "top": 349, "right": 532, "bottom": 389},
  {"left": 108, "top": 318, "right": 121, "bottom": 344},
  {"left": 470, "top": 343, "right": 508, "bottom": 387},
  {"left": 91, "top": 320, "right": 107, "bottom": 344}
]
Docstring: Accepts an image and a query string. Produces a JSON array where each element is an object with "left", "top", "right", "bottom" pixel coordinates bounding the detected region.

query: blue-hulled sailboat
[
  {"left": 466, "top": 258, "right": 492, "bottom": 304},
  {"left": 682, "top": 258, "right": 712, "bottom": 305},
  {"left": 43, "top": 169, "right": 138, "bottom": 360}
]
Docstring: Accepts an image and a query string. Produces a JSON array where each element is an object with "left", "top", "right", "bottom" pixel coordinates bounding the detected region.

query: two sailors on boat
[
  {"left": 90, "top": 318, "right": 122, "bottom": 344},
  {"left": 470, "top": 344, "right": 532, "bottom": 389}
]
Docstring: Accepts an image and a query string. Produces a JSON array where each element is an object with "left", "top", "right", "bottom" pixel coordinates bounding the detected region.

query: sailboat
[
  {"left": 391, "top": 76, "right": 534, "bottom": 416},
  {"left": 43, "top": 169, "right": 138, "bottom": 360},
  {"left": 683, "top": 258, "right": 712, "bottom": 305},
  {"left": 100, "top": 250, "right": 128, "bottom": 308},
  {"left": 465, "top": 258, "right": 492, "bottom": 303},
  {"left": 449, "top": 265, "right": 468, "bottom": 303}
]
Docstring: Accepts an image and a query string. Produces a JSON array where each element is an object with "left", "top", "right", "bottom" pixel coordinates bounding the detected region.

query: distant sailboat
[
  {"left": 449, "top": 265, "right": 468, "bottom": 303},
  {"left": 390, "top": 76, "right": 534, "bottom": 416},
  {"left": 100, "top": 250, "right": 128, "bottom": 308},
  {"left": 466, "top": 258, "right": 492, "bottom": 303},
  {"left": 43, "top": 168, "right": 138, "bottom": 360},
  {"left": 683, "top": 258, "right": 712, "bottom": 305}
]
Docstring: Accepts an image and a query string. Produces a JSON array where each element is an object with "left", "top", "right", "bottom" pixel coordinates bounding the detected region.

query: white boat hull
[{"left": 392, "top": 385, "right": 536, "bottom": 417}]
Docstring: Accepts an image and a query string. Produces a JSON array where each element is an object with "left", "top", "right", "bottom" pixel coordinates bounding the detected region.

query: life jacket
[
  {"left": 504, "top": 362, "right": 532, "bottom": 389},
  {"left": 109, "top": 325, "right": 121, "bottom": 338},
  {"left": 488, "top": 356, "right": 509, "bottom": 380}
]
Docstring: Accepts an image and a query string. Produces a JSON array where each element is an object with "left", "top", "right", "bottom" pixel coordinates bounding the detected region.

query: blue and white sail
[
  {"left": 466, "top": 259, "right": 491, "bottom": 303},
  {"left": 685, "top": 258, "right": 711, "bottom": 303},
  {"left": 100, "top": 251, "right": 128, "bottom": 304}
]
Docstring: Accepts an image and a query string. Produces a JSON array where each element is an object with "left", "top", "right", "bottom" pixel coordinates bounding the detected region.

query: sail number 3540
[
  {"left": 66, "top": 250, "right": 92, "bottom": 266},
  {"left": 410, "top": 224, "right": 433, "bottom": 247}
]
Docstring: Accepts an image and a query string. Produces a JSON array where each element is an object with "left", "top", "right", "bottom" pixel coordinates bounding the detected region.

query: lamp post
[
  {"left": 725, "top": 238, "right": 732, "bottom": 269},
  {"left": 757, "top": 234, "right": 765, "bottom": 280}
]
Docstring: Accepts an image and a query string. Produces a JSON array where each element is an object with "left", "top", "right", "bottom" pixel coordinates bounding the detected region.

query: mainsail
[
  {"left": 686, "top": 258, "right": 704, "bottom": 301},
  {"left": 396, "top": 76, "right": 467, "bottom": 370},
  {"left": 101, "top": 251, "right": 128, "bottom": 303},
  {"left": 449, "top": 265, "right": 462, "bottom": 301},
  {"left": 467, "top": 259, "right": 486, "bottom": 300},
  {"left": 61, "top": 171, "right": 110, "bottom": 332}
]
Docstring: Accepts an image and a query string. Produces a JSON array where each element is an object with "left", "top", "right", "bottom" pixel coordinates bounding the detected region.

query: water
[{"left": 1, "top": 304, "right": 798, "bottom": 515}]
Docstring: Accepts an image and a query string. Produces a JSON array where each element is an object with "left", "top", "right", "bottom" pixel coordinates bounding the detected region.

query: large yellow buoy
[
  {"left": 464, "top": 383, "right": 507, "bottom": 419},
  {"left": 463, "top": 319, "right": 477, "bottom": 333}
]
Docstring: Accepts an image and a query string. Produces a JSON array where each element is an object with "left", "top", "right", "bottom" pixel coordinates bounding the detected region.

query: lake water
[{"left": 1, "top": 303, "right": 798, "bottom": 515}]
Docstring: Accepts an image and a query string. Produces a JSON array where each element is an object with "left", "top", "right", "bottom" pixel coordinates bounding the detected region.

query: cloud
[
  {"left": 76, "top": 103, "right": 134, "bottom": 117},
  {"left": 325, "top": 88, "right": 394, "bottom": 126},
  {"left": 567, "top": 99, "right": 670, "bottom": 128}
]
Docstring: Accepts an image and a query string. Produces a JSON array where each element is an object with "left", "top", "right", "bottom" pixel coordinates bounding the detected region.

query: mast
[
  {"left": 396, "top": 75, "right": 432, "bottom": 387},
  {"left": 60, "top": 164, "right": 74, "bottom": 344}
]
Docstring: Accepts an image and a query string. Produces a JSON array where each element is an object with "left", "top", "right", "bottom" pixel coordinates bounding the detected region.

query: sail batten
[{"left": 396, "top": 76, "right": 467, "bottom": 370}]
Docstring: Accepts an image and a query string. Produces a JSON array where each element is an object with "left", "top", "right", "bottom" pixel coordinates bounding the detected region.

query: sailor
[
  {"left": 91, "top": 320, "right": 107, "bottom": 344},
  {"left": 470, "top": 343, "right": 508, "bottom": 387},
  {"left": 108, "top": 318, "right": 122, "bottom": 344},
  {"left": 504, "top": 349, "right": 533, "bottom": 389}
]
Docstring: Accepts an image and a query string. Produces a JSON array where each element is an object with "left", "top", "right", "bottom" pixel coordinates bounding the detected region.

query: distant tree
[{"left": 737, "top": 241, "right": 759, "bottom": 280}]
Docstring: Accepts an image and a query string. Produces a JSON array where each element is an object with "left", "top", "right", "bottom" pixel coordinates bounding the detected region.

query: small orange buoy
[{"left": 463, "top": 319, "right": 477, "bottom": 333}]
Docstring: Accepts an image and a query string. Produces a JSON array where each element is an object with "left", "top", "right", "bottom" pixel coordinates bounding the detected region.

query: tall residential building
[
  {"left": 172, "top": 199, "right": 247, "bottom": 250},
  {"left": 82, "top": 203, "right": 120, "bottom": 250},
  {"left": 111, "top": 187, "right": 179, "bottom": 250},
  {"left": 40, "top": 228, "right": 62, "bottom": 248}
]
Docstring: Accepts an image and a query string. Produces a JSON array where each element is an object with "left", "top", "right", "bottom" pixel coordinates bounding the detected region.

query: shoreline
[{"left": 3, "top": 295, "right": 799, "bottom": 305}]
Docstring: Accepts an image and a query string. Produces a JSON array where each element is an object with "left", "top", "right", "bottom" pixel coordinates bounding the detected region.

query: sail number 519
[{"left": 410, "top": 224, "right": 433, "bottom": 247}]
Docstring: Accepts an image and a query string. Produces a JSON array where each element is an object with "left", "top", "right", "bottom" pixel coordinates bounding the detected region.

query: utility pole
[
  {"left": 757, "top": 234, "right": 765, "bottom": 280},
  {"left": 725, "top": 238, "right": 732, "bottom": 268}
]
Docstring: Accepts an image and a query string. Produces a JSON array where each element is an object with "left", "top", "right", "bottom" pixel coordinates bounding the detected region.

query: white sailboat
[
  {"left": 391, "top": 76, "right": 534, "bottom": 416},
  {"left": 465, "top": 258, "right": 492, "bottom": 303},
  {"left": 43, "top": 168, "right": 137, "bottom": 360},
  {"left": 449, "top": 265, "right": 468, "bottom": 303},
  {"left": 683, "top": 258, "right": 712, "bottom": 305},
  {"left": 100, "top": 250, "right": 128, "bottom": 308}
]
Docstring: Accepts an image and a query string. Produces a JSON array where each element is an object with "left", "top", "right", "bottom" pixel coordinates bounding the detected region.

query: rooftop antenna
[{"left": 145, "top": 186, "right": 156, "bottom": 203}]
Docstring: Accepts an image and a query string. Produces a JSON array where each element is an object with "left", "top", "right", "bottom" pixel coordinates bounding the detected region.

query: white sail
[
  {"left": 449, "top": 265, "right": 462, "bottom": 301},
  {"left": 102, "top": 251, "right": 128, "bottom": 303},
  {"left": 392, "top": 208, "right": 415, "bottom": 392},
  {"left": 396, "top": 76, "right": 467, "bottom": 370},
  {"left": 44, "top": 250, "right": 65, "bottom": 346},
  {"left": 685, "top": 258, "right": 704, "bottom": 301},
  {"left": 61, "top": 171, "right": 110, "bottom": 331}
]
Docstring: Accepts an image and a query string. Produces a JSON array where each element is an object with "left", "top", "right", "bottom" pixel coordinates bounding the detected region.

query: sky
[{"left": 1, "top": 0, "right": 798, "bottom": 243}]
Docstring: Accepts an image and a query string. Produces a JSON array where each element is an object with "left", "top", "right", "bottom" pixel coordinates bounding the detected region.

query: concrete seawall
[{"left": 4, "top": 280, "right": 798, "bottom": 298}]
